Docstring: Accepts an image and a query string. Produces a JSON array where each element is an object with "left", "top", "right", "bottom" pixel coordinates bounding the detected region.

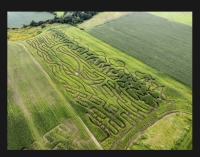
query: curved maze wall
[
  {"left": 25, "top": 28, "right": 167, "bottom": 149},
  {"left": 23, "top": 118, "right": 95, "bottom": 150}
]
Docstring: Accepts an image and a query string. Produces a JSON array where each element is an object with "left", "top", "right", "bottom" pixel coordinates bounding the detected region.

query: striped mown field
[
  {"left": 87, "top": 12, "right": 192, "bottom": 87},
  {"left": 148, "top": 12, "right": 192, "bottom": 26},
  {"left": 8, "top": 41, "right": 100, "bottom": 150}
]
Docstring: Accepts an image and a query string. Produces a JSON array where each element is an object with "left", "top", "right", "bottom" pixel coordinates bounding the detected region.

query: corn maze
[
  {"left": 25, "top": 28, "right": 167, "bottom": 149},
  {"left": 23, "top": 118, "right": 95, "bottom": 150}
]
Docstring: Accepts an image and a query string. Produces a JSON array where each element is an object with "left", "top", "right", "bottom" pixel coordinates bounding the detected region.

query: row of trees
[{"left": 24, "top": 11, "right": 99, "bottom": 28}]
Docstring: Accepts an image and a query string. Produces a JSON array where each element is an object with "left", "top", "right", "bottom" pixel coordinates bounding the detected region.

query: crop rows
[
  {"left": 25, "top": 28, "right": 168, "bottom": 149},
  {"left": 87, "top": 12, "right": 192, "bottom": 87},
  {"left": 22, "top": 118, "right": 94, "bottom": 150}
]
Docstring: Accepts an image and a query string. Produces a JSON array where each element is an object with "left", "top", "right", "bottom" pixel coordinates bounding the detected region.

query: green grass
[
  {"left": 128, "top": 113, "right": 192, "bottom": 150},
  {"left": 176, "top": 119, "right": 192, "bottom": 150},
  {"left": 7, "top": 100, "right": 34, "bottom": 150},
  {"left": 7, "top": 41, "right": 99, "bottom": 150},
  {"left": 148, "top": 12, "right": 192, "bottom": 26},
  {"left": 87, "top": 12, "right": 192, "bottom": 87},
  {"left": 54, "top": 12, "right": 64, "bottom": 17},
  {"left": 7, "top": 21, "right": 192, "bottom": 150},
  {"left": 7, "top": 23, "right": 58, "bottom": 41},
  {"left": 17, "top": 24, "right": 192, "bottom": 150},
  {"left": 77, "top": 12, "right": 132, "bottom": 29}
]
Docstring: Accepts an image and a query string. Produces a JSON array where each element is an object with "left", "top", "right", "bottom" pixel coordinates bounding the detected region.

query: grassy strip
[
  {"left": 128, "top": 113, "right": 192, "bottom": 150},
  {"left": 175, "top": 122, "right": 192, "bottom": 150}
]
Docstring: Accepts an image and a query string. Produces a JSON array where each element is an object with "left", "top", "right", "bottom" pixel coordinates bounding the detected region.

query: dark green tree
[{"left": 30, "top": 20, "right": 38, "bottom": 26}]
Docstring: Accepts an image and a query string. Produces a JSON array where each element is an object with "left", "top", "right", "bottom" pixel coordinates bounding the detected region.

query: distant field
[
  {"left": 7, "top": 23, "right": 60, "bottom": 41},
  {"left": 148, "top": 12, "right": 192, "bottom": 26},
  {"left": 8, "top": 25, "right": 47, "bottom": 41},
  {"left": 55, "top": 12, "right": 64, "bottom": 17},
  {"left": 87, "top": 12, "right": 192, "bottom": 87},
  {"left": 12, "top": 24, "right": 192, "bottom": 150},
  {"left": 128, "top": 113, "right": 192, "bottom": 150},
  {"left": 8, "top": 41, "right": 99, "bottom": 150},
  {"left": 78, "top": 12, "right": 132, "bottom": 29}
]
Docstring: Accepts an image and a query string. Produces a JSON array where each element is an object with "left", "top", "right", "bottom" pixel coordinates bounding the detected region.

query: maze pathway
[
  {"left": 25, "top": 118, "right": 95, "bottom": 150},
  {"left": 25, "top": 28, "right": 168, "bottom": 149}
]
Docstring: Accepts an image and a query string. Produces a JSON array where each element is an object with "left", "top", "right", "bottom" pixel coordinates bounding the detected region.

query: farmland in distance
[
  {"left": 87, "top": 12, "right": 192, "bottom": 87},
  {"left": 148, "top": 12, "right": 192, "bottom": 26}
]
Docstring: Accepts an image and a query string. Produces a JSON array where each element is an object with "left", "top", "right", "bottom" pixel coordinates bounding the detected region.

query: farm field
[
  {"left": 128, "top": 113, "right": 192, "bottom": 150},
  {"left": 7, "top": 23, "right": 61, "bottom": 41},
  {"left": 8, "top": 41, "right": 100, "bottom": 150},
  {"left": 55, "top": 12, "right": 64, "bottom": 17},
  {"left": 148, "top": 12, "right": 192, "bottom": 26},
  {"left": 78, "top": 12, "right": 132, "bottom": 29},
  {"left": 7, "top": 12, "right": 192, "bottom": 150},
  {"left": 86, "top": 12, "right": 192, "bottom": 87}
]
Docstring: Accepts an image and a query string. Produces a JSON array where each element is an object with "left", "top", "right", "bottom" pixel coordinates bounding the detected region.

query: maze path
[
  {"left": 25, "top": 28, "right": 167, "bottom": 147},
  {"left": 25, "top": 118, "right": 94, "bottom": 150}
]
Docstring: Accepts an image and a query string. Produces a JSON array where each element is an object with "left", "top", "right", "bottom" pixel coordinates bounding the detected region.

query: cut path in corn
[{"left": 16, "top": 41, "right": 103, "bottom": 150}]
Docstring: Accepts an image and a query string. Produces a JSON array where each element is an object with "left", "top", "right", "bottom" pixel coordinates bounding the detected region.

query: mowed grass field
[
  {"left": 78, "top": 12, "right": 132, "bottom": 29},
  {"left": 7, "top": 41, "right": 100, "bottom": 150},
  {"left": 128, "top": 113, "right": 192, "bottom": 150},
  {"left": 87, "top": 12, "right": 192, "bottom": 88},
  {"left": 9, "top": 23, "right": 192, "bottom": 150},
  {"left": 55, "top": 12, "right": 64, "bottom": 17},
  {"left": 148, "top": 12, "right": 192, "bottom": 26},
  {"left": 7, "top": 23, "right": 60, "bottom": 41},
  {"left": 7, "top": 26, "right": 43, "bottom": 41}
]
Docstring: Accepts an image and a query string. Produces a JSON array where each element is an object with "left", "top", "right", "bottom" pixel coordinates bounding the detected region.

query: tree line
[{"left": 23, "top": 11, "right": 99, "bottom": 29}]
